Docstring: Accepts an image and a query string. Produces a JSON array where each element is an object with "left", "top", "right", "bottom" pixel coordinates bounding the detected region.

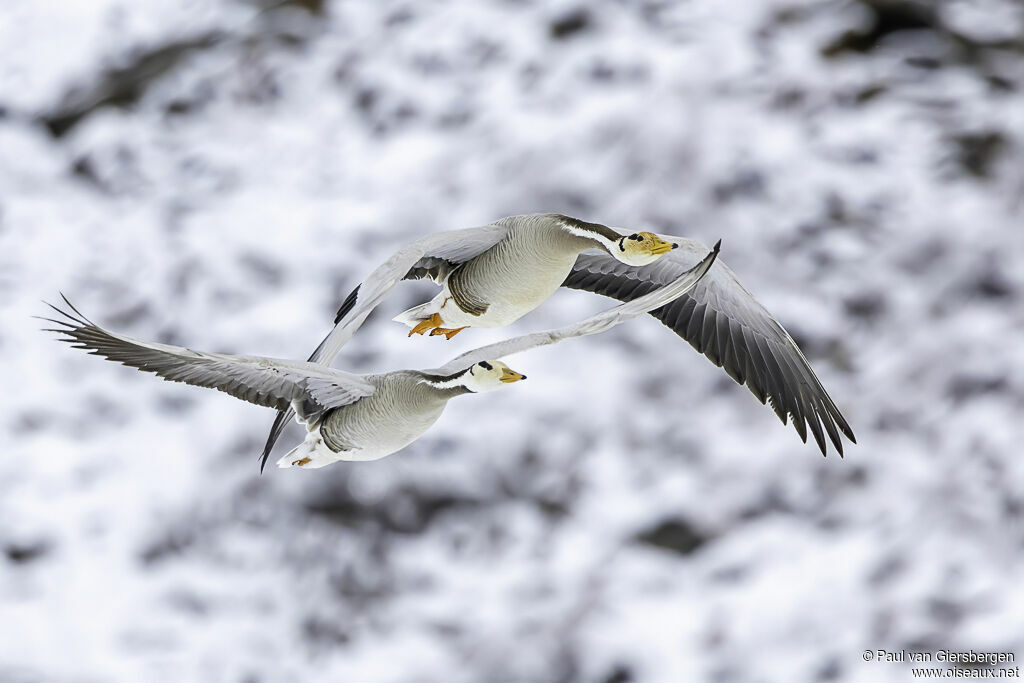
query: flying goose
[
  {"left": 43, "top": 242, "right": 718, "bottom": 470},
  {"left": 262, "top": 213, "right": 854, "bottom": 461}
]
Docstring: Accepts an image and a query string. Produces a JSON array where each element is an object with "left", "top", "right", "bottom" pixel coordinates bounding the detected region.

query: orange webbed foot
[
  {"left": 408, "top": 313, "right": 444, "bottom": 337},
  {"left": 429, "top": 326, "right": 469, "bottom": 340}
]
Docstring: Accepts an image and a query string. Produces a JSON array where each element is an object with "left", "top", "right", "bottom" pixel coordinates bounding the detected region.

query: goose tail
[
  {"left": 392, "top": 300, "right": 441, "bottom": 329},
  {"left": 276, "top": 432, "right": 341, "bottom": 469}
]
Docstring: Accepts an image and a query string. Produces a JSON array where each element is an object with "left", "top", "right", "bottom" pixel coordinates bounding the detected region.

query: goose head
[
  {"left": 463, "top": 360, "right": 526, "bottom": 393},
  {"left": 614, "top": 231, "right": 678, "bottom": 266}
]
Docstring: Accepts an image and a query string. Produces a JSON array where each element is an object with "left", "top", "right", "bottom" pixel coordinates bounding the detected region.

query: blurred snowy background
[{"left": 3, "top": 1, "right": 1024, "bottom": 681}]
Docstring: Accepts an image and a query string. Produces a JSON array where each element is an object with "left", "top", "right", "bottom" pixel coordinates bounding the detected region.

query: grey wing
[
  {"left": 562, "top": 237, "right": 855, "bottom": 456},
  {"left": 260, "top": 222, "right": 510, "bottom": 467},
  {"left": 43, "top": 298, "right": 375, "bottom": 419},
  {"left": 310, "top": 222, "right": 511, "bottom": 363},
  {"left": 431, "top": 241, "right": 720, "bottom": 376}
]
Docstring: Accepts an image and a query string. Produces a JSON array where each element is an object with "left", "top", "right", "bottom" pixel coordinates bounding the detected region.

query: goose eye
[{"left": 479, "top": 361, "right": 493, "bottom": 371}]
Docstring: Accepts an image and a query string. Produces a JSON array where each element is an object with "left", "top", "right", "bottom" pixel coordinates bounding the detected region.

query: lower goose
[{"left": 43, "top": 243, "right": 718, "bottom": 470}]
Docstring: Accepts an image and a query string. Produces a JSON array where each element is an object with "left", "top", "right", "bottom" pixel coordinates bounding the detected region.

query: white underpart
[
  {"left": 394, "top": 254, "right": 582, "bottom": 330},
  {"left": 394, "top": 281, "right": 574, "bottom": 330},
  {"left": 276, "top": 431, "right": 344, "bottom": 469},
  {"left": 277, "top": 403, "right": 397, "bottom": 468},
  {"left": 277, "top": 409, "right": 343, "bottom": 468},
  {"left": 276, "top": 428, "right": 402, "bottom": 467}
]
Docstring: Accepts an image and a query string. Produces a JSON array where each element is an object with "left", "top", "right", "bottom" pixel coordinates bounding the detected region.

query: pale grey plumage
[
  {"left": 443, "top": 214, "right": 599, "bottom": 318},
  {"left": 318, "top": 371, "right": 465, "bottom": 455},
  {"left": 45, "top": 246, "right": 717, "bottom": 470}
]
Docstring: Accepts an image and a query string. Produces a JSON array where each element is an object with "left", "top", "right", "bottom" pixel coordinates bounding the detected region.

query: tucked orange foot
[
  {"left": 409, "top": 313, "right": 443, "bottom": 337},
  {"left": 429, "top": 326, "right": 469, "bottom": 340},
  {"left": 291, "top": 456, "right": 312, "bottom": 467}
]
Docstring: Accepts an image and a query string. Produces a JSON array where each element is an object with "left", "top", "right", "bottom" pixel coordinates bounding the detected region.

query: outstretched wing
[
  {"left": 562, "top": 237, "right": 855, "bottom": 456},
  {"left": 431, "top": 241, "right": 720, "bottom": 376},
  {"left": 43, "top": 296, "right": 375, "bottom": 436},
  {"left": 259, "top": 222, "right": 510, "bottom": 466}
]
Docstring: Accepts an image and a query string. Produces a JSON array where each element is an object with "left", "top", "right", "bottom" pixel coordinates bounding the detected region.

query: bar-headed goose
[
  {"left": 265, "top": 213, "right": 854, "bottom": 460},
  {"left": 43, "top": 242, "right": 718, "bottom": 470}
]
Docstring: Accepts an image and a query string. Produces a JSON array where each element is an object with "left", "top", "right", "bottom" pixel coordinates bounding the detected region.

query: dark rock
[
  {"left": 139, "top": 528, "right": 195, "bottom": 566},
  {"left": 949, "top": 131, "right": 1007, "bottom": 179},
  {"left": 712, "top": 168, "right": 765, "bottom": 204},
  {"left": 5, "top": 540, "right": 51, "bottom": 565},
  {"left": 856, "top": 83, "right": 887, "bottom": 104},
  {"left": 602, "top": 663, "right": 634, "bottom": 683},
  {"left": 843, "top": 292, "right": 887, "bottom": 322},
  {"left": 70, "top": 155, "right": 107, "bottom": 191},
  {"left": 354, "top": 87, "right": 377, "bottom": 113},
  {"left": 550, "top": 9, "right": 591, "bottom": 40},
  {"left": 164, "top": 98, "right": 196, "bottom": 116},
  {"left": 969, "top": 268, "right": 1015, "bottom": 300},
  {"left": 305, "top": 483, "right": 480, "bottom": 535},
  {"left": 635, "top": 517, "right": 709, "bottom": 556},
  {"left": 867, "top": 554, "right": 906, "bottom": 586},
  {"left": 946, "top": 374, "right": 1007, "bottom": 403},
  {"left": 238, "top": 253, "right": 285, "bottom": 287},
  {"left": 906, "top": 55, "right": 942, "bottom": 69},
  {"left": 39, "top": 31, "right": 224, "bottom": 138},
  {"left": 927, "top": 597, "right": 965, "bottom": 627},
  {"left": 821, "top": 1, "right": 939, "bottom": 58},
  {"left": 816, "top": 656, "right": 842, "bottom": 681},
  {"left": 302, "top": 615, "right": 351, "bottom": 646}
]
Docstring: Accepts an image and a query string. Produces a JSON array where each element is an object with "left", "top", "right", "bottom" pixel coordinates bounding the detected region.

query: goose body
[
  {"left": 393, "top": 215, "right": 632, "bottom": 331},
  {"left": 296, "top": 371, "right": 467, "bottom": 467},
  {"left": 44, "top": 243, "right": 717, "bottom": 471}
]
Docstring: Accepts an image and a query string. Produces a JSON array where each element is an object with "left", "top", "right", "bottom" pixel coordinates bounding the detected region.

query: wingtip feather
[{"left": 259, "top": 410, "right": 291, "bottom": 474}]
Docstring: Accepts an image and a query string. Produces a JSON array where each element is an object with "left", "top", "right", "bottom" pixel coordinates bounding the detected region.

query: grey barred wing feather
[
  {"left": 261, "top": 222, "right": 510, "bottom": 468},
  {"left": 43, "top": 299, "right": 375, "bottom": 420},
  {"left": 562, "top": 238, "right": 855, "bottom": 456},
  {"left": 431, "top": 240, "right": 720, "bottom": 376}
]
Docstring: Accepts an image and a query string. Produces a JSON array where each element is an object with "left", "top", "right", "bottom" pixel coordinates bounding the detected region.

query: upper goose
[
  {"left": 43, "top": 243, "right": 717, "bottom": 470},
  {"left": 263, "top": 213, "right": 854, "bottom": 460}
]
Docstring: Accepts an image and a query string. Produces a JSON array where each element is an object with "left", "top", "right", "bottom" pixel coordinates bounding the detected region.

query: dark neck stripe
[
  {"left": 554, "top": 214, "right": 622, "bottom": 244},
  {"left": 416, "top": 369, "right": 468, "bottom": 385}
]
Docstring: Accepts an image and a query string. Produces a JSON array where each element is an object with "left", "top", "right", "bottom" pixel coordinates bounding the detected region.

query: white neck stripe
[
  {"left": 421, "top": 374, "right": 469, "bottom": 390},
  {"left": 556, "top": 221, "right": 620, "bottom": 250}
]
